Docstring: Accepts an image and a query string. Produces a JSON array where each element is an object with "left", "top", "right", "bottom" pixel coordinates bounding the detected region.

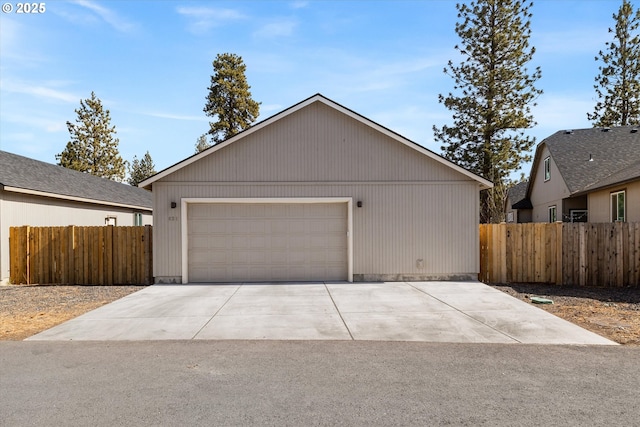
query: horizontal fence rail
[
  {"left": 480, "top": 222, "right": 640, "bottom": 287},
  {"left": 9, "top": 225, "right": 153, "bottom": 285}
]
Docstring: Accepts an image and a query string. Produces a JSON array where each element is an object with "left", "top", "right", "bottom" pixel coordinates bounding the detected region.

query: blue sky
[{"left": 0, "top": 0, "right": 625, "bottom": 180}]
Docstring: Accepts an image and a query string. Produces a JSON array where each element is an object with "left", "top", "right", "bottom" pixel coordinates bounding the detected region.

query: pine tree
[
  {"left": 204, "top": 53, "right": 260, "bottom": 145},
  {"left": 587, "top": 0, "right": 640, "bottom": 127},
  {"left": 194, "top": 134, "right": 211, "bottom": 153},
  {"left": 57, "top": 92, "right": 126, "bottom": 181},
  {"left": 128, "top": 151, "right": 156, "bottom": 186},
  {"left": 433, "top": 0, "right": 542, "bottom": 223}
]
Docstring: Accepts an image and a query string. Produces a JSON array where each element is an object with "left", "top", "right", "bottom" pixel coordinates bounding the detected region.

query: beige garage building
[{"left": 140, "top": 94, "right": 491, "bottom": 283}]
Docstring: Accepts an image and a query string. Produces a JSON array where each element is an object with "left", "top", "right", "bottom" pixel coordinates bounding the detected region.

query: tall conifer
[
  {"left": 204, "top": 53, "right": 260, "bottom": 145},
  {"left": 588, "top": 0, "right": 640, "bottom": 126},
  {"left": 434, "top": 0, "right": 542, "bottom": 223},
  {"left": 128, "top": 151, "right": 156, "bottom": 186},
  {"left": 57, "top": 92, "right": 126, "bottom": 182}
]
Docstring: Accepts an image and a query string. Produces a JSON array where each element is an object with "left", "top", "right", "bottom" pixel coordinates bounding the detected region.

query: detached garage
[{"left": 140, "top": 94, "right": 492, "bottom": 284}]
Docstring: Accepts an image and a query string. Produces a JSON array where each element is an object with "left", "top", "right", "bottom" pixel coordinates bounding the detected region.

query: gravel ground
[
  {"left": 0, "top": 284, "right": 146, "bottom": 340},
  {"left": 1, "top": 283, "right": 638, "bottom": 344},
  {"left": 491, "top": 283, "right": 640, "bottom": 345}
]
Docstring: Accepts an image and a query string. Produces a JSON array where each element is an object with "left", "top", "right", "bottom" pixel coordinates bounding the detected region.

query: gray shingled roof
[
  {"left": 508, "top": 180, "right": 532, "bottom": 209},
  {"left": 542, "top": 126, "right": 640, "bottom": 195},
  {"left": 0, "top": 150, "right": 152, "bottom": 209}
]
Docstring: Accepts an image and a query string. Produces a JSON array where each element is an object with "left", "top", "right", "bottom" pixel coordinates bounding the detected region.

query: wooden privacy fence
[
  {"left": 10, "top": 226, "right": 153, "bottom": 285},
  {"left": 480, "top": 222, "right": 640, "bottom": 287}
]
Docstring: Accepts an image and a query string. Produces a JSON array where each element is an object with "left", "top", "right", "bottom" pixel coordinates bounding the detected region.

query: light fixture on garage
[
  {"left": 170, "top": 202, "right": 177, "bottom": 208},
  {"left": 357, "top": 201, "right": 363, "bottom": 208}
]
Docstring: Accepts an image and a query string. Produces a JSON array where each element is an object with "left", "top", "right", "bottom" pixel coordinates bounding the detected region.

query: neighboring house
[
  {"left": 505, "top": 181, "right": 532, "bottom": 223},
  {"left": 0, "top": 150, "right": 153, "bottom": 284},
  {"left": 140, "top": 94, "right": 492, "bottom": 284},
  {"left": 507, "top": 126, "right": 640, "bottom": 223}
]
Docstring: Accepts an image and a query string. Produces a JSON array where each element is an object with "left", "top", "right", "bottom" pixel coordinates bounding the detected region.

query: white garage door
[{"left": 187, "top": 203, "right": 348, "bottom": 282}]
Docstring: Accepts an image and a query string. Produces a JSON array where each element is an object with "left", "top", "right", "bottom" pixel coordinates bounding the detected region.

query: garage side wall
[{"left": 152, "top": 182, "right": 480, "bottom": 283}]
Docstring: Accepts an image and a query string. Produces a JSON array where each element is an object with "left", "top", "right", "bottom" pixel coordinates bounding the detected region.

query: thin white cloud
[
  {"left": 254, "top": 18, "right": 298, "bottom": 38},
  {"left": 144, "top": 111, "right": 209, "bottom": 122},
  {"left": 1, "top": 79, "right": 79, "bottom": 103},
  {"left": 70, "top": 0, "right": 137, "bottom": 33},
  {"left": 176, "top": 6, "right": 246, "bottom": 34},
  {"left": 290, "top": 1, "right": 309, "bottom": 9},
  {"left": 0, "top": 17, "right": 47, "bottom": 65},
  {"left": 259, "top": 104, "right": 284, "bottom": 114},
  {"left": 2, "top": 111, "right": 67, "bottom": 133}
]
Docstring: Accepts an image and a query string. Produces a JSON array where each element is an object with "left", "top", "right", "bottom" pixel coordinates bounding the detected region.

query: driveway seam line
[
  {"left": 191, "top": 284, "right": 243, "bottom": 339},
  {"left": 324, "top": 282, "right": 355, "bottom": 340},
  {"left": 404, "top": 282, "right": 522, "bottom": 343}
]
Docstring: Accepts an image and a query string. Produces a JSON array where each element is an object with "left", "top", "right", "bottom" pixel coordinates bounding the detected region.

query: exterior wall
[
  {"left": 562, "top": 195, "right": 588, "bottom": 222},
  {"left": 505, "top": 200, "right": 531, "bottom": 223},
  {"left": 153, "top": 182, "right": 480, "bottom": 283},
  {"left": 0, "top": 189, "right": 152, "bottom": 283},
  {"left": 151, "top": 101, "right": 483, "bottom": 283},
  {"left": 530, "top": 146, "right": 571, "bottom": 222},
  {"left": 166, "top": 102, "right": 466, "bottom": 184},
  {"left": 587, "top": 180, "right": 640, "bottom": 222}
]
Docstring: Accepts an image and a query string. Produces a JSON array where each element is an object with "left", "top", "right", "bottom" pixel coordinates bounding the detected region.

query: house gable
[{"left": 143, "top": 94, "right": 492, "bottom": 188}]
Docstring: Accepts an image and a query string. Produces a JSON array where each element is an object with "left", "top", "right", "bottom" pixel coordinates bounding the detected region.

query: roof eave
[{"left": 2, "top": 186, "right": 152, "bottom": 211}]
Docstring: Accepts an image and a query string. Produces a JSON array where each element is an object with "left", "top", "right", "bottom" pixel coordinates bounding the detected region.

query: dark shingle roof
[
  {"left": 508, "top": 181, "right": 532, "bottom": 209},
  {"left": 542, "top": 126, "right": 640, "bottom": 195},
  {"left": 0, "top": 150, "right": 152, "bottom": 210}
]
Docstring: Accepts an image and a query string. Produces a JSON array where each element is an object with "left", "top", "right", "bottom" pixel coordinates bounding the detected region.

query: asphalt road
[{"left": 1, "top": 341, "right": 639, "bottom": 426}]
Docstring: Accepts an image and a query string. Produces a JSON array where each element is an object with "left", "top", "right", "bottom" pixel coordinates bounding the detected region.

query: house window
[
  {"left": 134, "top": 213, "right": 143, "bottom": 226},
  {"left": 548, "top": 206, "right": 557, "bottom": 223},
  {"left": 105, "top": 216, "right": 117, "bottom": 226},
  {"left": 507, "top": 212, "right": 514, "bottom": 223},
  {"left": 611, "top": 191, "right": 625, "bottom": 222},
  {"left": 570, "top": 210, "right": 588, "bottom": 223},
  {"left": 544, "top": 157, "right": 551, "bottom": 181}
]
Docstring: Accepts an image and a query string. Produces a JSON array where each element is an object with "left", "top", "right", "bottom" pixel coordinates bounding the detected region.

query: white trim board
[{"left": 180, "top": 197, "right": 353, "bottom": 283}]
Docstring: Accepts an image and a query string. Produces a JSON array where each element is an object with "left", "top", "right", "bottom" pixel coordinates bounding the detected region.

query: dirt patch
[
  {"left": 492, "top": 284, "right": 640, "bottom": 346},
  {"left": 0, "top": 284, "right": 146, "bottom": 340}
]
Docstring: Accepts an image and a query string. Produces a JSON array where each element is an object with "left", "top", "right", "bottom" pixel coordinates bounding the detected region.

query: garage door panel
[{"left": 188, "top": 202, "right": 348, "bottom": 282}]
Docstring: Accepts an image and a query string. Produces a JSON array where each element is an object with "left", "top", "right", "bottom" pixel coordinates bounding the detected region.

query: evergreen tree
[
  {"left": 588, "top": 0, "right": 640, "bottom": 127},
  {"left": 204, "top": 53, "right": 260, "bottom": 145},
  {"left": 433, "top": 0, "right": 542, "bottom": 223},
  {"left": 128, "top": 151, "right": 156, "bottom": 186},
  {"left": 57, "top": 92, "right": 126, "bottom": 181},
  {"left": 195, "top": 134, "right": 211, "bottom": 153}
]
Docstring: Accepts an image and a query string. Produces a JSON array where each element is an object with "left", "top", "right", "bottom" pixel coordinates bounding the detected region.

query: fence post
[{"left": 555, "top": 221, "right": 563, "bottom": 285}]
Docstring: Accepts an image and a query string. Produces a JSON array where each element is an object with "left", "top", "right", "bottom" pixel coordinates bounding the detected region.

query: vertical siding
[
  {"left": 530, "top": 146, "right": 571, "bottom": 222},
  {"left": 166, "top": 103, "right": 465, "bottom": 183},
  {"left": 152, "top": 182, "right": 480, "bottom": 279},
  {"left": 0, "top": 190, "right": 152, "bottom": 282},
  {"left": 150, "top": 100, "right": 484, "bottom": 282}
]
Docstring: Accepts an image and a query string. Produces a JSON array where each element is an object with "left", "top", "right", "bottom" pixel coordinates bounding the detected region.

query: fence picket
[
  {"left": 479, "top": 223, "right": 639, "bottom": 287},
  {"left": 9, "top": 226, "right": 153, "bottom": 285}
]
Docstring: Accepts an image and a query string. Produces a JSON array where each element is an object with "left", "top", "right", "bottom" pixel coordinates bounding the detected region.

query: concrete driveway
[{"left": 27, "top": 281, "right": 615, "bottom": 344}]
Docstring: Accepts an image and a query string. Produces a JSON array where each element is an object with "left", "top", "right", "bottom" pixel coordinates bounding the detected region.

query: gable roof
[
  {"left": 530, "top": 126, "right": 640, "bottom": 196},
  {"left": 140, "top": 94, "right": 492, "bottom": 190},
  {"left": 508, "top": 181, "right": 532, "bottom": 209},
  {"left": 0, "top": 150, "right": 152, "bottom": 210}
]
